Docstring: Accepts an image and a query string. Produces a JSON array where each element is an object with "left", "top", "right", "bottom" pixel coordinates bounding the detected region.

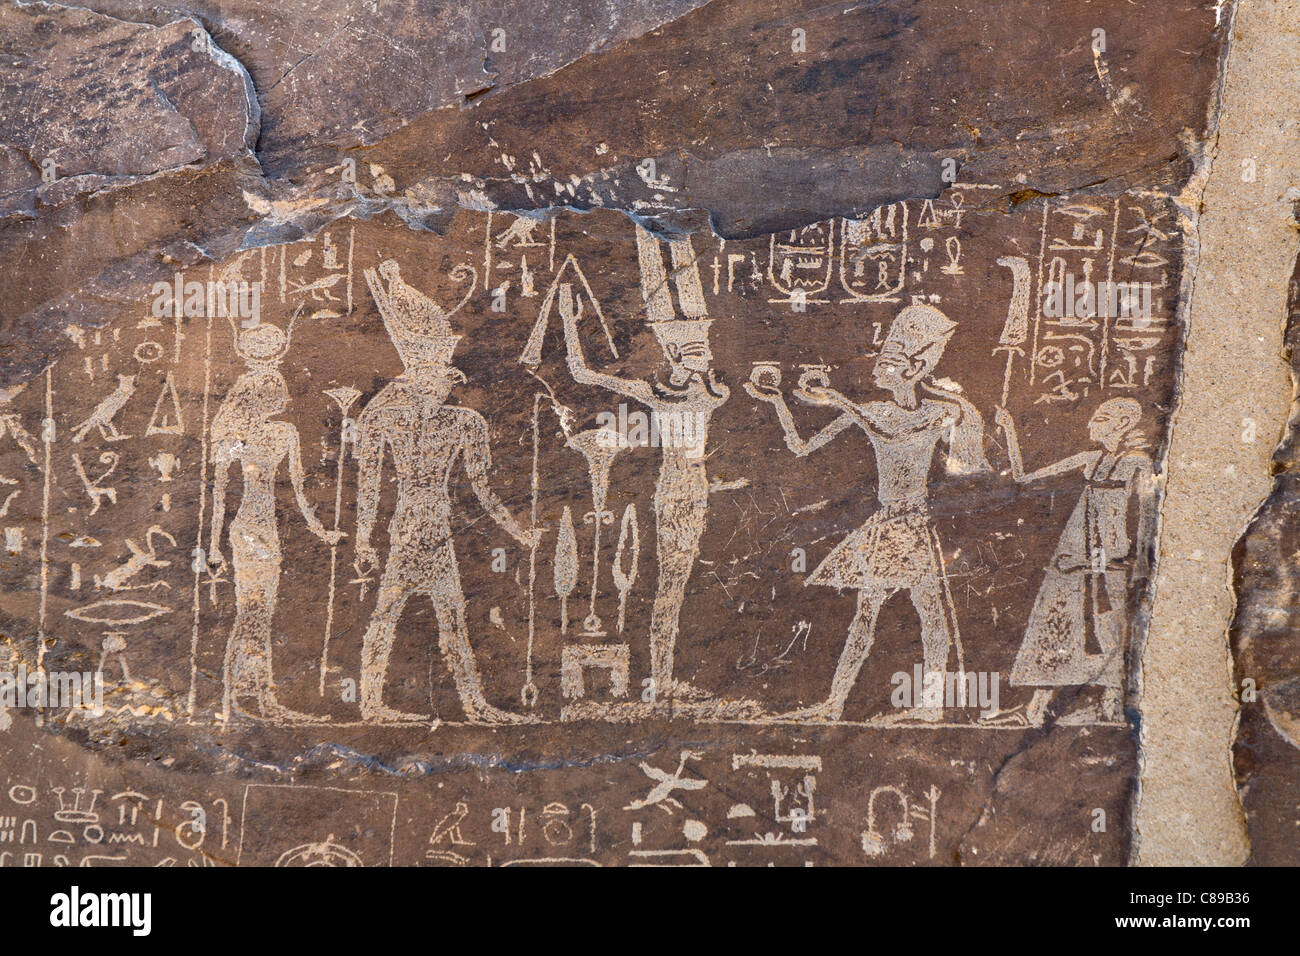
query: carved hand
[{"left": 743, "top": 381, "right": 783, "bottom": 404}]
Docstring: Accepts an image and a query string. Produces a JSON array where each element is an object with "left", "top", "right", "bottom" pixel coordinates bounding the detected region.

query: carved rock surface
[
  {"left": 1231, "top": 244, "right": 1300, "bottom": 867},
  {"left": 1, "top": 0, "right": 1290, "bottom": 869}
]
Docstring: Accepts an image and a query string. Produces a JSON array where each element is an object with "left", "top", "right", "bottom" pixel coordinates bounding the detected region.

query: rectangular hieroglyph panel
[{"left": 0, "top": 194, "right": 1182, "bottom": 865}]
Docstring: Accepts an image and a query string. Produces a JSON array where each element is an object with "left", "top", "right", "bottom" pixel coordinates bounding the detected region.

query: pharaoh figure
[
  {"left": 994, "top": 397, "right": 1155, "bottom": 725},
  {"left": 208, "top": 320, "right": 343, "bottom": 721},
  {"left": 354, "top": 259, "right": 539, "bottom": 724},
  {"left": 559, "top": 226, "right": 729, "bottom": 704},
  {"left": 747, "top": 305, "right": 989, "bottom": 722}
]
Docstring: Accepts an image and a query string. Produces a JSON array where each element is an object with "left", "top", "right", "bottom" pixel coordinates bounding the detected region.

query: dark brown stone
[{"left": 0, "top": 0, "right": 1248, "bottom": 869}]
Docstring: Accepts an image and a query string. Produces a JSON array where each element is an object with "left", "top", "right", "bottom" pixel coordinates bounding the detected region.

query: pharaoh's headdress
[
  {"left": 882, "top": 303, "right": 989, "bottom": 473},
  {"left": 364, "top": 259, "right": 476, "bottom": 370},
  {"left": 635, "top": 225, "right": 712, "bottom": 347},
  {"left": 881, "top": 303, "right": 957, "bottom": 370}
]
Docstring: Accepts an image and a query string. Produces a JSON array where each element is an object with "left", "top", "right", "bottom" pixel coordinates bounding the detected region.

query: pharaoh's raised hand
[
  {"left": 743, "top": 365, "right": 783, "bottom": 404},
  {"left": 794, "top": 385, "right": 835, "bottom": 406},
  {"left": 743, "top": 379, "right": 783, "bottom": 403},
  {"left": 792, "top": 367, "right": 837, "bottom": 407}
]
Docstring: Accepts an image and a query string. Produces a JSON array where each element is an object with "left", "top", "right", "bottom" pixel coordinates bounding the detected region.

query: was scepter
[
  {"left": 521, "top": 393, "right": 546, "bottom": 708},
  {"left": 320, "top": 385, "right": 361, "bottom": 697}
]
